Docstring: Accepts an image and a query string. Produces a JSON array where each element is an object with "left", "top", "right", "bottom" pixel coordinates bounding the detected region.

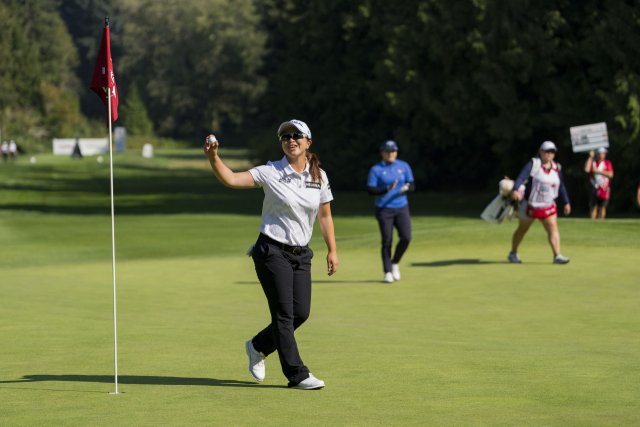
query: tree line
[{"left": 2, "top": 0, "right": 639, "bottom": 211}]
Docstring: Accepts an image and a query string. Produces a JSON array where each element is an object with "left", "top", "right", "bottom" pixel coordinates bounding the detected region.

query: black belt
[{"left": 259, "top": 233, "right": 308, "bottom": 255}]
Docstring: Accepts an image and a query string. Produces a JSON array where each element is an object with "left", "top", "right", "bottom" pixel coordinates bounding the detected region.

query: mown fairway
[{"left": 1, "top": 152, "right": 639, "bottom": 426}]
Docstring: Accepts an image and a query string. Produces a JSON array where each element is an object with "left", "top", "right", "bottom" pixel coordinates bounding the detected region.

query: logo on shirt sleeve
[{"left": 306, "top": 182, "right": 321, "bottom": 190}]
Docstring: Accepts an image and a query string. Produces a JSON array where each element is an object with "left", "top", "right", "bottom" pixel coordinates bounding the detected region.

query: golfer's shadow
[
  {"left": 0, "top": 375, "right": 283, "bottom": 388},
  {"left": 412, "top": 259, "right": 510, "bottom": 267}
]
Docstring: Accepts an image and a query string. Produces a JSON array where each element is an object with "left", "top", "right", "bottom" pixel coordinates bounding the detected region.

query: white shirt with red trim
[
  {"left": 590, "top": 159, "right": 613, "bottom": 195},
  {"left": 528, "top": 162, "right": 560, "bottom": 208}
]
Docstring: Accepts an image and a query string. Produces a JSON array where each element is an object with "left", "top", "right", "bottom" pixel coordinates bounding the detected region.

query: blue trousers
[{"left": 375, "top": 205, "right": 412, "bottom": 273}]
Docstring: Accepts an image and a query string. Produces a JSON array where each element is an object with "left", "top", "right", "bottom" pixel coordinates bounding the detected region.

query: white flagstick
[{"left": 106, "top": 87, "right": 123, "bottom": 395}]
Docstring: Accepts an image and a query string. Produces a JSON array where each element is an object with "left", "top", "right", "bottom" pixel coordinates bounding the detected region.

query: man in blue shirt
[{"left": 367, "top": 140, "right": 415, "bottom": 282}]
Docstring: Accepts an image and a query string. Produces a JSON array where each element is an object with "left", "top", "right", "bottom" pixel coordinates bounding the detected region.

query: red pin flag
[
  {"left": 90, "top": 17, "right": 123, "bottom": 396},
  {"left": 90, "top": 18, "right": 118, "bottom": 124}
]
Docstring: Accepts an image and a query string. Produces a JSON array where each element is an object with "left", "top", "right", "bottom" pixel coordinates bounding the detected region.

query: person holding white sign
[
  {"left": 584, "top": 148, "right": 613, "bottom": 219},
  {"left": 508, "top": 141, "right": 571, "bottom": 264}
]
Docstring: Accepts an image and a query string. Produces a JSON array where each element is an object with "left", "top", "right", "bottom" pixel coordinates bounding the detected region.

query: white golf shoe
[
  {"left": 553, "top": 254, "right": 570, "bottom": 264},
  {"left": 245, "top": 339, "right": 265, "bottom": 382},
  {"left": 391, "top": 264, "right": 401, "bottom": 281},
  {"left": 291, "top": 373, "right": 325, "bottom": 390},
  {"left": 383, "top": 272, "right": 394, "bottom": 283},
  {"left": 508, "top": 252, "right": 522, "bottom": 263}
]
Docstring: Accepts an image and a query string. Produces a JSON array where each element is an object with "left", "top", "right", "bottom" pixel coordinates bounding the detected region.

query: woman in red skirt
[{"left": 508, "top": 141, "right": 571, "bottom": 264}]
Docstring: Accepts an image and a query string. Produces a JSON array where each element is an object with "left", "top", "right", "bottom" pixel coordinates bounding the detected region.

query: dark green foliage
[
  {"left": 115, "top": 0, "right": 266, "bottom": 141},
  {"left": 120, "top": 82, "right": 153, "bottom": 136},
  {"left": 4, "top": 0, "right": 640, "bottom": 210},
  {"left": 0, "top": 0, "right": 81, "bottom": 143},
  {"left": 252, "top": 0, "right": 640, "bottom": 212},
  {"left": 57, "top": 0, "right": 121, "bottom": 119}
]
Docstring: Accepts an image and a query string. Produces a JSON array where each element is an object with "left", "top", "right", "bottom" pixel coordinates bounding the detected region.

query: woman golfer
[
  {"left": 204, "top": 120, "right": 337, "bottom": 390},
  {"left": 508, "top": 141, "right": 571, "bottom": 264},
  {"left": 367, "top": 140, "right": 415, "bottom": 283}
]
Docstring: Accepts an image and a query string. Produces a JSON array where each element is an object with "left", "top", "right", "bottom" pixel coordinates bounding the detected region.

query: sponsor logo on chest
[{"left": 305, "top": 182, "right": 321, "bottom": 190}]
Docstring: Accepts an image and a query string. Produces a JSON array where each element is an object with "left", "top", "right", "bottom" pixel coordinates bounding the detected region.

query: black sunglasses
[
  {"left": 544, "top": 150, "right": 556, "bottom": 154},
  {"left": 279, "top": 132, "right": 306, "bottom": 142}
]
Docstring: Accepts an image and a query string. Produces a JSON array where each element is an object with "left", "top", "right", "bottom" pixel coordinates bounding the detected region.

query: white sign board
[
  {"left": 570, "top": 122, "right": 609, "bottom": 153},
  {"left": 53, "top": 138, "right": 109, "bottom": 156}
]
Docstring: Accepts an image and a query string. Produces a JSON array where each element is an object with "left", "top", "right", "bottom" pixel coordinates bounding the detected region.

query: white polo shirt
[{"left": 249, "top": 156, "right": 333, "bottom": 246}]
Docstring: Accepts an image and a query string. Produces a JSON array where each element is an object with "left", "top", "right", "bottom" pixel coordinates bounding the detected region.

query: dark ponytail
[{"left": 306, "top": 151, "right": 323, "bottom": 184}]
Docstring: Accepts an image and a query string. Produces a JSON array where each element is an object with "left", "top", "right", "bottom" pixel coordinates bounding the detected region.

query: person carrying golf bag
[
  {"left": 508, "top": 141, "right": 571, "bottom": 264},
  {"left": 204, "top": 120, "right": 337, "bottom": 390}
]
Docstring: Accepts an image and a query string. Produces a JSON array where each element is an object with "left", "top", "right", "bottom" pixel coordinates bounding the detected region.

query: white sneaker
[
  {"left": 291, "top": 373, "right": 325, "bottom": 390},
  {"left": 391, "top": 264, "right": 401, "bottom": 281},
  {"left": 383, "top": 272, "right": 394, "bottom": 283},
  {"left": 553, "top": 254, "right": 570, "bottom": 264},
  {"left": 245, "top": 339, "right": 265, "bottom": 382},
  {"left": 508, "top": 252, "right": 522, "bottom": 263}
]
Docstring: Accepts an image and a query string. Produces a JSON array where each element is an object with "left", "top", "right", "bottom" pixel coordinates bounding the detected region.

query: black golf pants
[
  {"left": 375, "top": 204, "right": 412, "bottom": 273},
  {"left": 251, "top": 234, "right": 313, "bottom": 386}
]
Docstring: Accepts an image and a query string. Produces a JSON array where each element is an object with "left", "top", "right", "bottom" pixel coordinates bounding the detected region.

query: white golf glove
[
  {"left": 246, "top": 244, "right": 255, "bottom": 257},
  {"left": 399, "top": 183, "right": 411, "bottom": 193}
]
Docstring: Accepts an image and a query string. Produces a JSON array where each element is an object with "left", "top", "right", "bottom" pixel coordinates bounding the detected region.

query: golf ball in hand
[{"left": 209, "top": 136, "right": 216, "bottom": 144}]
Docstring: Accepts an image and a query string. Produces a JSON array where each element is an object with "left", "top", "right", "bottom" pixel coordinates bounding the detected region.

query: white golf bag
[
  {"left": 481, "top": 158, "right": 542, "bottom": 224},
  {"left": 480, "top": 193, "right": 515, "bottom": 224}
]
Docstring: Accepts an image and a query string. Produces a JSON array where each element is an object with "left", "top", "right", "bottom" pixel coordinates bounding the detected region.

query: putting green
[
  {"left": 1, "top": 213, "right": 639, "bottom": 426},
  {"left": 1, "top": 152, "right": 639, "bottom": 425}
]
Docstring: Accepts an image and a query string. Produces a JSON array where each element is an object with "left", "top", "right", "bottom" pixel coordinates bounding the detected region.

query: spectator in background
[
  {"left": 1, "top": 141, "right": 8, "bottom": 162},
  {"left": 9, "top": 140, "right": 17, "bottom": 160},
  {"left": 584, "top": 147, "right": 613, "bottom": 220}
]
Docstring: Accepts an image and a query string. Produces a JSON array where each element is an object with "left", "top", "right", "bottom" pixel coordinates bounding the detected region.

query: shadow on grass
[
  {"left": 235, "top": 280, "right": 382, "bottom": 285},
  {"left": 0, "top": 375, "right": 284, "bottom": 388},
  {"left": 411, "top": 259, "right": 511, "bottom": 267}
]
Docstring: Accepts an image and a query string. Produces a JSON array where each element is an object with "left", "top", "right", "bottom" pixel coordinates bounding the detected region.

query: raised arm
[
  {"left": 317, "top": 202, "right": 338, "bottom": 276},
  {"left": 584, "top": 151, "right": 594, "bottom": 173},
  {"left": 204, "top": 135, "right": 258, "bottom": 189}
]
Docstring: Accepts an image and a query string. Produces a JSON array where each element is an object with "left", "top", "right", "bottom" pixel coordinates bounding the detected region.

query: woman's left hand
[
  {"left": 564, "top": 204, "right": 571, "bottom": 216},
  {"left": 326, "top": 251, "right": 339, "bottom": 276}
]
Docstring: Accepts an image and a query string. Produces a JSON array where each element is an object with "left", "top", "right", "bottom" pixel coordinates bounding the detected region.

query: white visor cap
[
  {"left": 540, "top": 141, "right": 557, "bottom": 151},
  {"left": 597, "top": 147, "right": 608, "bottom": 153},
  {"left": 277, "top": 120, "right": 312, "bottom": 139}
]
